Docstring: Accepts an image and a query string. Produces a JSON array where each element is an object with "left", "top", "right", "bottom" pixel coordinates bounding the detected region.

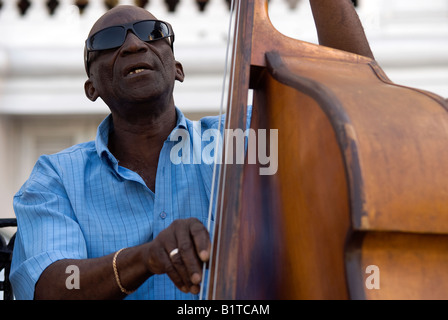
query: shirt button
[{"left": 159, "top": 211, "right": 167, "bottom": 219}]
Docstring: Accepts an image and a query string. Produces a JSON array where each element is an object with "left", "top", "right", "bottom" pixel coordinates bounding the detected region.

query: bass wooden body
[{"left": 207, "top": 0, "right": 448, "bottom": 300}]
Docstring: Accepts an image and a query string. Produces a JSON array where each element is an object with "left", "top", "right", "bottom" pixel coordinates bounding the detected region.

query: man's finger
[
  {"left": 160, "top": 251, "right": 188, "bottom": 293},
  {"left": 169, "top": 246, "right": 196, "bottom": 287},
  {"left": 188, "top": 218, "right": 211, "bottom": 262},
  {"left": 174, "top": 222, "right": 204, "bottom": 287}
]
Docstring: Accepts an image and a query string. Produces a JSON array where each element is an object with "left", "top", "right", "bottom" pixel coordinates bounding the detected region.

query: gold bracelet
[{"left": 112, "top": 248, "right": 135, "bottom": 295}]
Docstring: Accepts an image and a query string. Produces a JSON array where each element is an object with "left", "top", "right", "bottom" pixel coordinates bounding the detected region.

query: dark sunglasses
[{"left": 84, "top": 19, "right": 175, "bottom": 75}]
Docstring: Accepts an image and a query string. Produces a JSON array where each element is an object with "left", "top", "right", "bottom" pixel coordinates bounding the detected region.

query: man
[{"left": 10, "top": 0, "right": 374, "bottom": 300}]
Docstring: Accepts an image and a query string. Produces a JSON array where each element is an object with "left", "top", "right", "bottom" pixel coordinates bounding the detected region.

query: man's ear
[
  {"left": 175, "top": 61, "right": 185, "bottom": 83},
  {"left": 84, "top": 79, "right": 99, "bottom": 101}
]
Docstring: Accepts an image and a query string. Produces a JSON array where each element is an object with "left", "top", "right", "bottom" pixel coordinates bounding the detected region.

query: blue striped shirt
[{"left": 10, "top": 107, "right": 223, "bottom": 300}]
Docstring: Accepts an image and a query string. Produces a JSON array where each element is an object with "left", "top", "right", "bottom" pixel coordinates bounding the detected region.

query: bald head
[
  {"left": 83, "top": 4, "right": 183, "bottom": 115},
  {"left": 84, "top": 5, "right": 175, "bottom": 77}
]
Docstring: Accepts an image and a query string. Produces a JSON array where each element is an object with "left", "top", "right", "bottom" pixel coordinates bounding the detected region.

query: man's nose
[{"left": 120, "top": 31, "right": 148, "bottom": 55}]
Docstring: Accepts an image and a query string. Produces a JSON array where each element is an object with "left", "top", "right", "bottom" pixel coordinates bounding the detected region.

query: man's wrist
[{"left": 113, "top": 248, "right": 136, "bottom": 295}]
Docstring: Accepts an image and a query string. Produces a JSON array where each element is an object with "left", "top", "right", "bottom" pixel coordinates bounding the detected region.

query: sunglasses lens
[
  {"left": 88, "top": 26, "right": 126, "bottom": 51},
  {"left": 134, "top": 21, "right": 171, "bottom": 42}
]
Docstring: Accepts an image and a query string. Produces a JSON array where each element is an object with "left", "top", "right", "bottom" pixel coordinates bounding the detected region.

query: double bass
[{"left": 205, "top": 0, "right": 448, "bottom": 299}]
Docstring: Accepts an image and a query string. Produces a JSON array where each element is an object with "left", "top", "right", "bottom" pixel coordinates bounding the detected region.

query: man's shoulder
[
  {"left": 43, "top": 140, "right": 96, "bottom": 160},
  {"left": 191, "top": 106, "right": 252, "bottom": 130},
  {"left": 15, "top": 141, "right": 97, "bottom": 197},
  {"left": 190, "top": 114, "right": 225, "bottom": 130},
  {"left": 33, "top": 141, "right": 97, "bottom": 174}
]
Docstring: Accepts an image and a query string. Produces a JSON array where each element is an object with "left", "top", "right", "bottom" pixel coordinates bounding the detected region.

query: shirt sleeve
[{"left": 10, "top": 155, "right": 87, "bottom": 300}]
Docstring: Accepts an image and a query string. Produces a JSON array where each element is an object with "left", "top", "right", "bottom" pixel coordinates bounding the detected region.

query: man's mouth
[
  {"left": 128, "top": 68, "right": 146, "bottom": 75},
  {"left": 124, "top": 64, "right": 153, "bottom": 77}
]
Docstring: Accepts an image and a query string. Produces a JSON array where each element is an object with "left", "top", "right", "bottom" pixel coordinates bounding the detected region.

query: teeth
[{"left": 129, "top": 68, "right": 145, "bottom": 75}]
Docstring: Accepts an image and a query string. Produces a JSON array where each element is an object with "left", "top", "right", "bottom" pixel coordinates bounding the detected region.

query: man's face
[{"left": 85, "top": 6, "right": 184, "bottom": 110}]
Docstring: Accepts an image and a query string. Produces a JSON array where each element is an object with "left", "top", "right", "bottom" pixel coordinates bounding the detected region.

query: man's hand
[
  {"left": 35, "top": 217, "right": 211, "bottom": 299},
  {"left": 145, "top": 218, "right": 211, "bottom": 294}
]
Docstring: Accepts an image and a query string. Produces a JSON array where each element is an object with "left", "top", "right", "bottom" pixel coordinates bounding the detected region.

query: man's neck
[
  {"left": 107, "top": 106, "right": 177, "bottom": 190},
  {"left": 109, "top": 105, "right": 177, "bottom": 157}
]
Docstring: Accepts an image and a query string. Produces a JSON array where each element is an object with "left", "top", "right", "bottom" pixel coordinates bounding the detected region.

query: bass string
[
  {"left": 199, "top": 0, "right": 240, "bottom": 301},
  {"left": 210, "top": 0, "right": 243, "bottom": 300}
]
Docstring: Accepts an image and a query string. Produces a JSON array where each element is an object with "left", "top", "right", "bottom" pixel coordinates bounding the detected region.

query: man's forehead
[{"left": 89, "top": 5, "right": 158, "bottom": 36}]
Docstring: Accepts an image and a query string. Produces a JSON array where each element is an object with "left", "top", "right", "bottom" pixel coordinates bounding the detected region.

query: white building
[{"left": 0, "top": 0, "right": 447, "bottom": 223}]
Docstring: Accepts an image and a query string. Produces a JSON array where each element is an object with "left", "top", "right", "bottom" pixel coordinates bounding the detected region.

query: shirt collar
[
  {"left": 174, "top": 106, "right": 188, "bottom": 131},
  {"left": 95, "top": 114, "right": 115, "bottom": 163},
  {"left": 95, "top": 107, "right": 188, "bottom": 162}
]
